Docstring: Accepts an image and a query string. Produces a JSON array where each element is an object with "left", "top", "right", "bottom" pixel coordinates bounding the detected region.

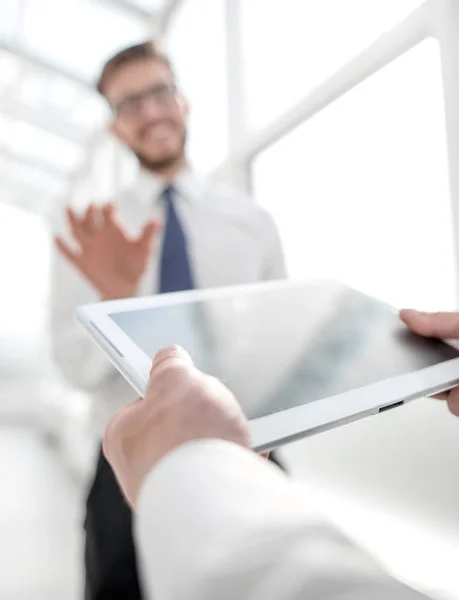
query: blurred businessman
[
  {"left": 51, "top": 41, "right": 286, "bottom": 600},
  {"left": 103, "top": 344, "right": 430, "bottom": 600}
]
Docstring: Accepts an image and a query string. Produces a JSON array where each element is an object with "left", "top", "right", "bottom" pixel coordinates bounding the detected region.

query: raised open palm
[{"left": 56, "top": 203, "right": 161, "bottom": 300}]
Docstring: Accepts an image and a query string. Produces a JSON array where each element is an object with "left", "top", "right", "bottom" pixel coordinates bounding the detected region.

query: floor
[{"left": 0, "top": 426, "right": 84, "bottom": 600}]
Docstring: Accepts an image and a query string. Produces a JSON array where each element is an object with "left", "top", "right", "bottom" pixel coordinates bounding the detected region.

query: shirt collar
[{"left": 137, "top": 167, "right": 205, "bottom": 205}]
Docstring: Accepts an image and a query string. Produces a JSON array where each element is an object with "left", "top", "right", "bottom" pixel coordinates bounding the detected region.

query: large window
[
  {"left": 166, "top": 0, "right": 228, "bottom": 174},
  {"left": 241, "top": 0, "right": 425, "bottom": 130},
  {"left": 19, "top": 0, "right": 148, "bottom": 81},
  {"left": 253, "top": 40, "right": 455, "bottom": 311}
]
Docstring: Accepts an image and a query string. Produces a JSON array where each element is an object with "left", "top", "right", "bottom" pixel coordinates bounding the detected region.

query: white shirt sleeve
[{"left": 135, "top": 440, "right": 427, "bottom": 600}]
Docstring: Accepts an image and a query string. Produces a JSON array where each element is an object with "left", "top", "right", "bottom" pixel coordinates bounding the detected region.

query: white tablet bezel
[{"left": 76, "top": 280, "right": 459, "bottom": 452}]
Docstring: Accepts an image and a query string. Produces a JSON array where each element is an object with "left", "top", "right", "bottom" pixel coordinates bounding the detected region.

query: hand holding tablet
[
  {"left": 400, "top": 309, "right": 459, "bottom": 416},
  {"left": 103, "top": 311, "right": 459, "bottom": 508},
  {"left": 77, "top": 280, "right": 459, "bottom": 452},
  {"left": 103, "top": 344, "right": 250, "bottom": 508}
]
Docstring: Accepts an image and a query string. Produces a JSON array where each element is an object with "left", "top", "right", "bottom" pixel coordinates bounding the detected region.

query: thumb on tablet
[
  {"left": 150, "top": 344, "right": 193, "bottom": 377},
  {"left": 400, "top": 309, "right": 459, "bottom": 339}
]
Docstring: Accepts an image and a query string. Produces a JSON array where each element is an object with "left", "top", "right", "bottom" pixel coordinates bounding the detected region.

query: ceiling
[{"left": 0, "top": 0, "right": 173, "bottom": 217}]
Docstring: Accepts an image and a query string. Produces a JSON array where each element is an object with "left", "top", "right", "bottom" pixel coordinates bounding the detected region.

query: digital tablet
[{"left": 76, "top": 279, "right": 459, "bottom": 452}]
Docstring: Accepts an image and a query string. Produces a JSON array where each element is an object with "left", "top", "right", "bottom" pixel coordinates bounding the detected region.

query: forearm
[{"left": 135, "top": 441, "right": 427, "bottom": 600}]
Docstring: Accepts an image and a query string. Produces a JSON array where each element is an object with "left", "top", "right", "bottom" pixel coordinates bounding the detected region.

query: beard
[{"left": 133, "top": 129, "right": 187, "bottom": 173}]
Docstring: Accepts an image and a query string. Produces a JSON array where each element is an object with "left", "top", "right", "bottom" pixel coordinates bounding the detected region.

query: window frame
[{"left": 162, "top": 0, "right": 459, "bottom": 304}]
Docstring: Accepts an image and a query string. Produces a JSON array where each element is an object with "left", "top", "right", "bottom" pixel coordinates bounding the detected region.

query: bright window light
[
  {"left": 20, "top": 0, "right": 148, "bottom": 83},
  {"left": 18, "top": 72, "right": 50, "bottom": 107},
  {"left": 242, "top": 0, "right": 426, "bottom": 129},
  {"left": 1, "top": 157, "right": 67, "bottom": 196},
  {"left": 0, "top": 203, "right": 51, "bottom": 343},
  {"left": 71, "top": 92, "right": 108, "bottom": 131},
  {"left": 0, "top": 113, "right": 16, "bottom": 146},
  {"left": 253, "top": 40, "right": 455, "bottom": 311},
  {"left": 45, "top": 76, "right": 81, "bottom": 110},
  {"left": 123, "top": 0, "right": 165, "bottom": 9},
  {"left": 0, "top": 0, "right": 21, "bottom": 44},
  {"left": 166, "top": 0, "right": 229, "bottom": 174},
  {"left": 0, "top": 51, "right": 20, "bottom": 86},
  {"left": 6, "top": 118, "right": 82, "bottom": 171}
]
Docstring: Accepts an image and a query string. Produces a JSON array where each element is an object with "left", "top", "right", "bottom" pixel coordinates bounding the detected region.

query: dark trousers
[
  {"left": 84, "top": 446, "right": 285, "bottom": 600},
  {"left": 84, "top": 448, "right": 141, "bottom": 600}
]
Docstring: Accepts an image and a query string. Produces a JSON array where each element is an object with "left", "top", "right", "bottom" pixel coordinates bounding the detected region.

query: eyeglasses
[{"left": 112, "top": 83, "right": 178, "bottom": 119}]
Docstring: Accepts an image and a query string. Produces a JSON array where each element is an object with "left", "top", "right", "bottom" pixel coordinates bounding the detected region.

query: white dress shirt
[
  {"left": 50, "top": 169, "right": 286, "bottom": 433},
  {"left": 136, "top": 440, "right": 428, "bottom": 600}
]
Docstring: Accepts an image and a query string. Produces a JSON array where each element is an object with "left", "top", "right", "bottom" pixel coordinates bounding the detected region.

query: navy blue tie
[{"left": 159, "top": 186, "right": 195, "bottom": 293}]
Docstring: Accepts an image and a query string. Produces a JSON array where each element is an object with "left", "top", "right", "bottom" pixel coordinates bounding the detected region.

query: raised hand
[{"left": 56, "top": 203, "right": 160, "bottom": 300}]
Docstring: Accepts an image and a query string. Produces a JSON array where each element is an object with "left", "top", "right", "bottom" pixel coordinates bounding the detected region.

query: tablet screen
[{"left": 109, "top": 283, "right": 459, "bottom": 419}]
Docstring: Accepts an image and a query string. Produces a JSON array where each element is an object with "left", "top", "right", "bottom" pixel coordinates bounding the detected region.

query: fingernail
[
  {"left": 401, "top": 309, "right": 424, "bottom": 318},
  {"left": 153, "top": 344, "right": 186, "bottom": 361},
  {"left": 151, "top": 345, "right": 192, "bottom": 374}
]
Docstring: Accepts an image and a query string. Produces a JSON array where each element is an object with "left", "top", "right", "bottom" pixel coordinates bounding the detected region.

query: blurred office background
[{"left": 1, "top": 0, "right": 459, "bottom": 598}]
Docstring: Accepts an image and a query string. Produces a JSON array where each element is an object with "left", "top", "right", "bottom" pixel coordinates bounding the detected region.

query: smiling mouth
[{"left": 142, "top": 124, "right": 174, "bottom": 142}]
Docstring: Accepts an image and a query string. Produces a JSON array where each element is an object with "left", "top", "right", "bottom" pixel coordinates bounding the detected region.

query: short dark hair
[{"left": 97, "top": 41, "right": 174, "bottom": 96}]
